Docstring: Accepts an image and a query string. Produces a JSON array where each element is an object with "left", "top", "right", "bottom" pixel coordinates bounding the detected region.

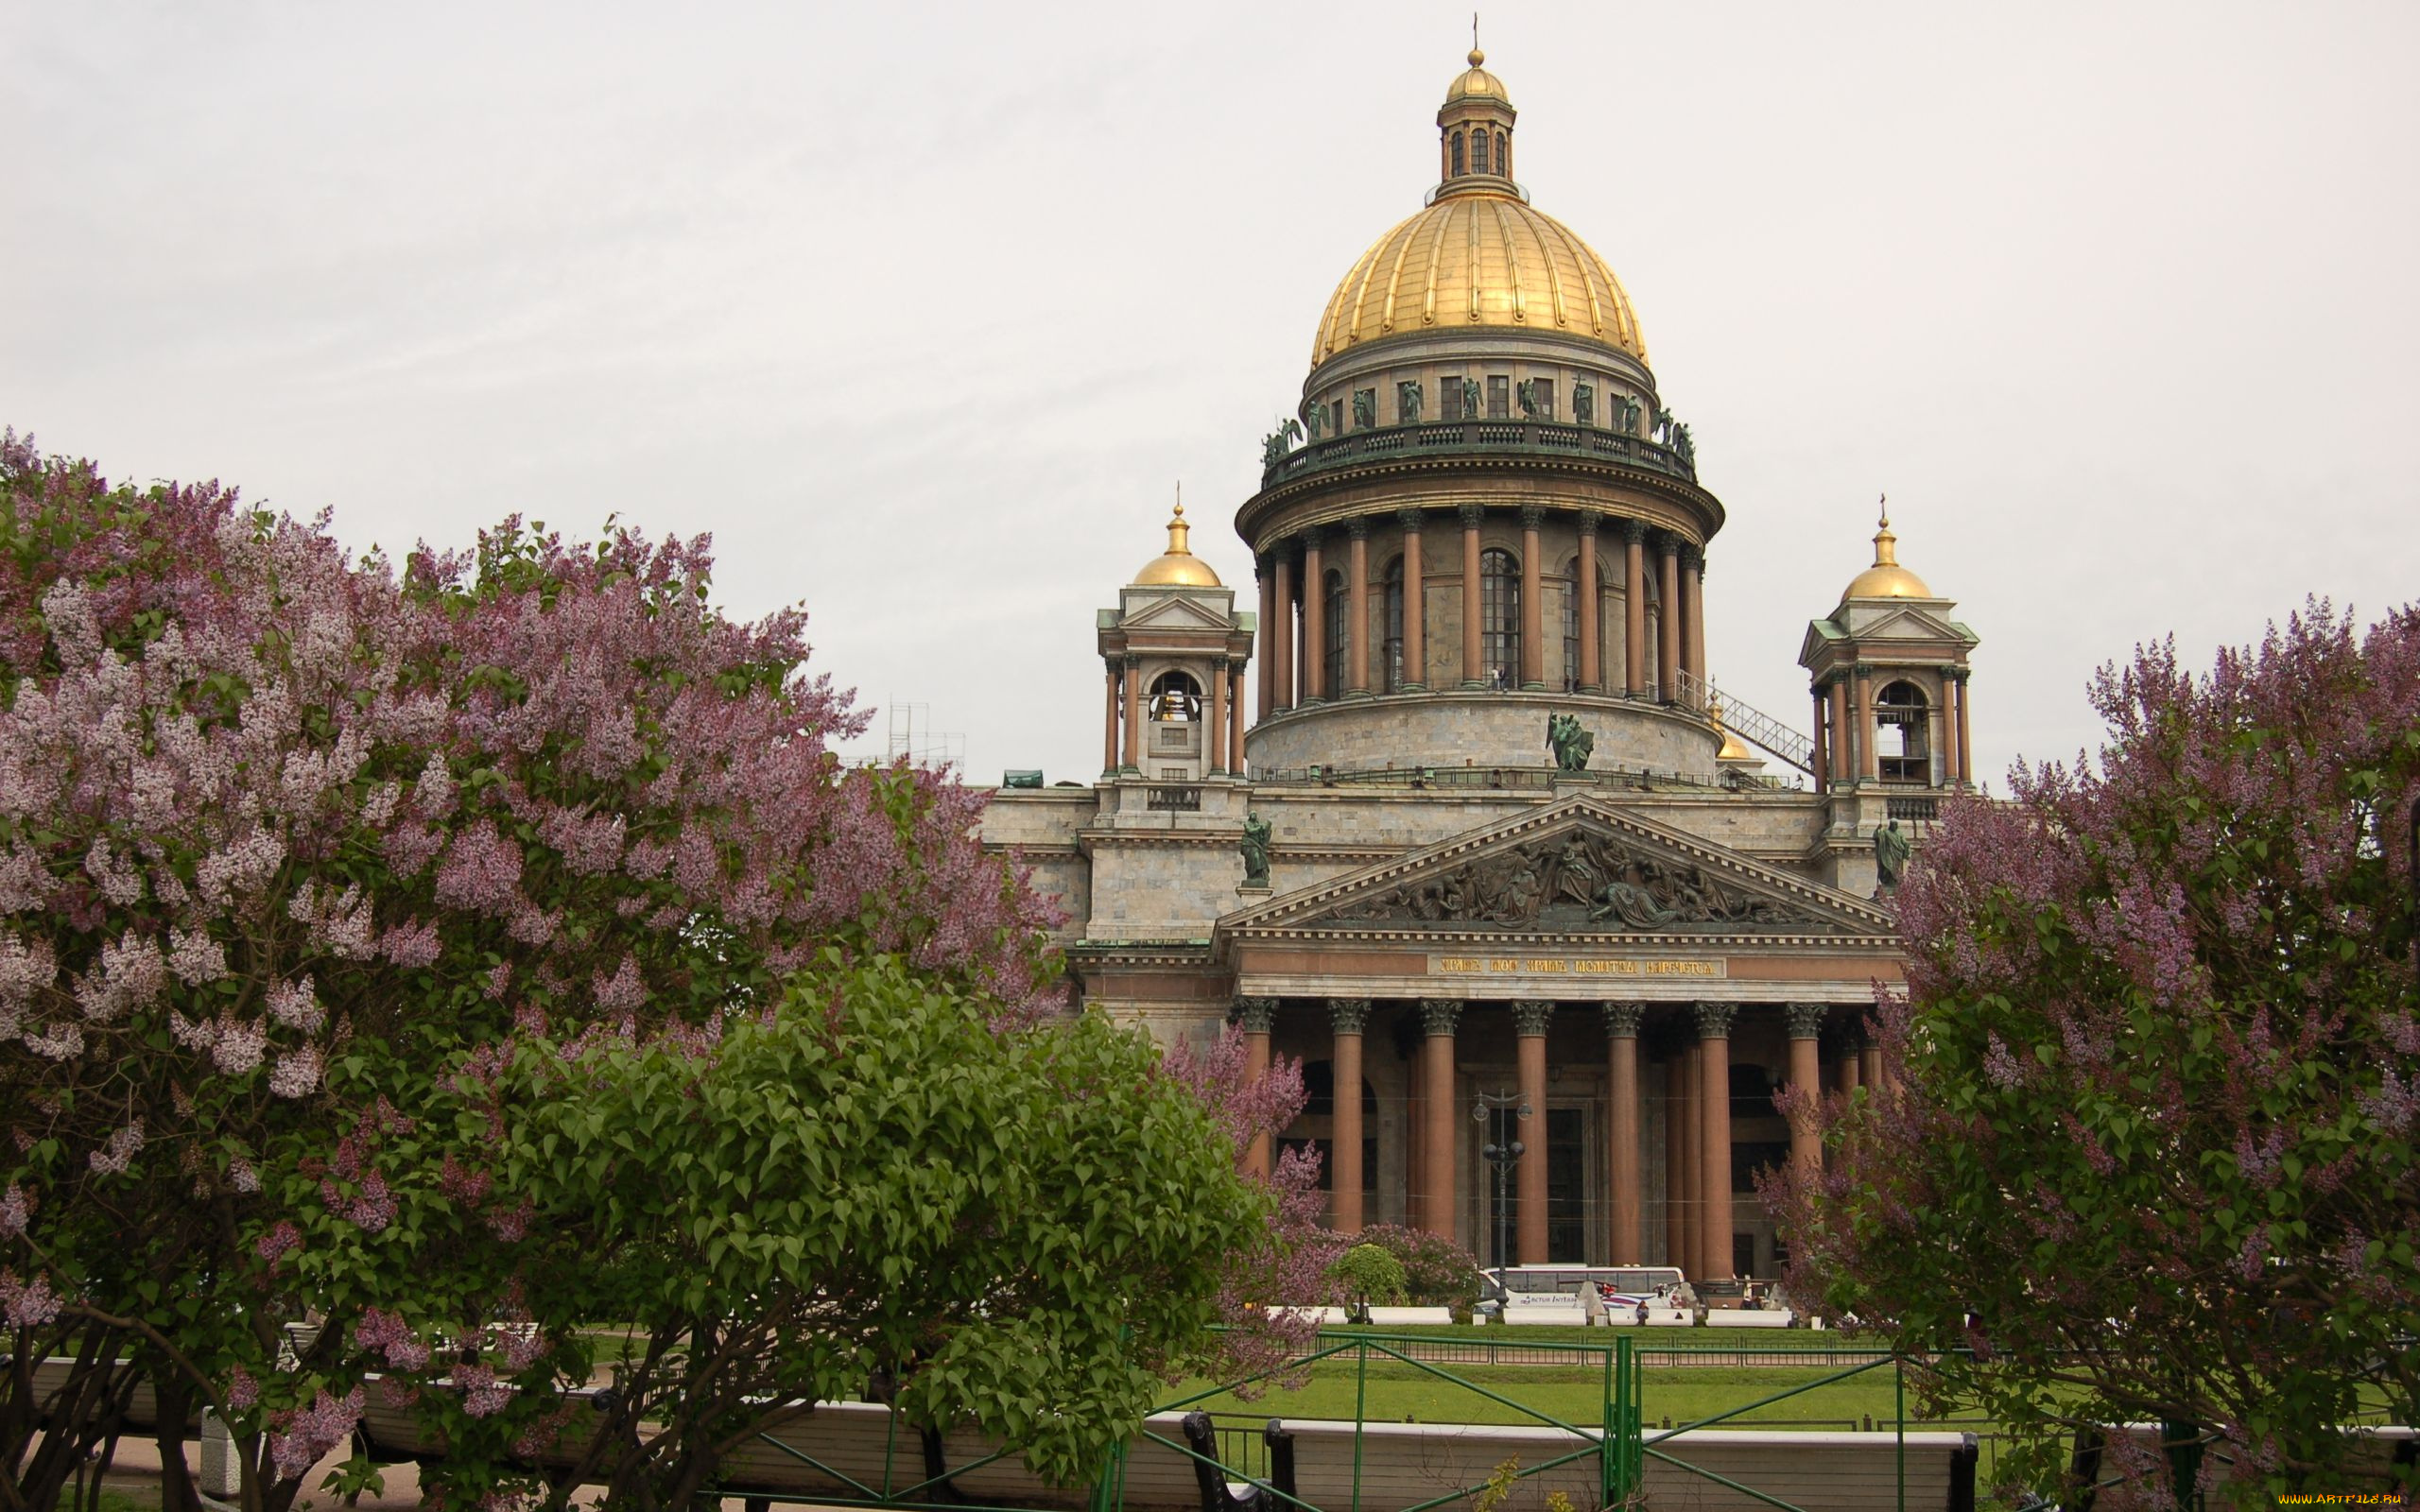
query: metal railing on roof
[
  {"left": 1675, "top": 670, "right": 1817, "bottom": 776},
  {"left": 1259, "top": 418, "right": 1698, "bottom": 490},
  {"left": 1245, "top": 761, "right": 1800, "bottom": 795}
]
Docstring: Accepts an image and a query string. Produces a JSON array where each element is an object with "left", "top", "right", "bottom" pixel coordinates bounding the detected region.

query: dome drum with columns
[{"left": 979, "top": 47, "right": 1981, "bottom": 1297}]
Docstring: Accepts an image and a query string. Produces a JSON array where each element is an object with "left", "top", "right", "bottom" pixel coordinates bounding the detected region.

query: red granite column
[
  {"left": 1205, "top": 657, "right": 1226, "bottom": 775},
  {"left": 1272, "top": 553, "right": 1295, "bottom": 713},
  {"left": 1859, "top": 1033, "right": 1883, "bottom": 1095},
  {"left": 1602, "top": 1005, "right": 1644, "bottom": 1264},
  {"left": 1330, "top": 999, "right": 1370, "bottom": 1232},
  {"left": 1696, "top": 1003, "right": 1737, "bottom": 1284},
  {"left": 1829, "top": 679, "right": 1853, "bottom": 786},
  {"left": 1238, "top": 998, "right": 1277, "bottom": 1179},
  {"left": 1419, "top": 998, "right": 1462, "bottom": 1239},
  {"left": 1301, "top": 530, "right": 1325, "bottom": 704},
  {"left": 1347, "top": 520, "right": 1370, "bottom": 696},
  {"left": 1810, "top": 685, "right": 1830, "bottom": 796},
  {"left": 1664, "top": 1046, "right": 1689, "bottom": 1270},
  {"left": 1683, "top": 546, "right": 1707, "bottom": 696},
  {"left": 1517, "top": 507, "right": 1545, "bottom": 690},
  {"left": 1121, "top": 656, "right": 1143, "bottom": 773},
  {"left": 1256, "top": 555, "right": 1275, "bottom": 718},
  {"left": 1855, "top": 666, "right": 1877, "bottom": 782},
  {"left": 1398, "top": 509, "right": 1427, "bottom": 690},
  {"left": 1577, "top": 514, "right": 1602, "bottom": 693},
  {"left": 1102, "top": 660, "right": 1120, "bottom": 776},
  {"left": 1228, "top": 666, "right": 1246, "bottom": 775},
  {"left": 1786, "top": 1005, "right": 1825, "bottom": 1186},
  {"left": 1623, "top": 520, "right": 1649, "bottom": 698},
  {"left": 1513, "top": 1000, "right": 1551, "bottom": 1263},
  {"left": 1656, "top": 536, "right": 1681, "bottom": 702},
  {"left": 1837, "top": 1035, "right": 1862, "bottom": 1097},
  {"left": 1459, "top": 506, "right": 1484, "bottom": 688},
  {"left": 1677, "top": 1040, "right": 1701, "bottom": 1277},
  {"left": 1954, "top": 670, "right": 1975, "bottom": 787}
]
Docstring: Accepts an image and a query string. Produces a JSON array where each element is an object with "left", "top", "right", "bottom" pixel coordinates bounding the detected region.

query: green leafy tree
[
  {"left": 1351, "top": 1226, "right": 1481, "bottom": 1315},
  {"left": 493, "top": 953, "right": 1274, "bottom": 1507},
  {"left": 1767, "top": 603, "right": 2420, "bottom": 1506},
  {"left": 1327, "top": 1244, "right": 1407, "bottom": 1321}
]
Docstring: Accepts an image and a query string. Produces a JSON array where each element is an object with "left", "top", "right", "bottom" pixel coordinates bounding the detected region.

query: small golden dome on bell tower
[
  {"left": 1132, "top": 490, "right": 1222, "bottom": 588},
  {"left": 1841, "top": 494, "right": 1935, "bottom": 601}
]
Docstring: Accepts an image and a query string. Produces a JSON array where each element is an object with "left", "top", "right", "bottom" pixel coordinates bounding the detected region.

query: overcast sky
[{"left": 8, "top": 2, "right": 2415, "bottom": 789}]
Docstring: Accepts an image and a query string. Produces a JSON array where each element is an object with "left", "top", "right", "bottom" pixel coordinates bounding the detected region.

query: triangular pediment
[
  {"left": 1119, "top": 594, "right": 1233, "bottom": 632},
  {"left": 1840, "top": 602, "right": 1975, "bottom": 644},
  {"left": 1224, "top": 795, "right": 1893, "bottom": 941}
]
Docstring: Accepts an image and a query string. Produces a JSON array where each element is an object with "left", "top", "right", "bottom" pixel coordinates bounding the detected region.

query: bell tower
[
  {"left": 1098, "top": 497, "right": 1253, "bottom": 784},
  {"left": 1800, "top": 500, "right": 1979, "bottom": 891}
]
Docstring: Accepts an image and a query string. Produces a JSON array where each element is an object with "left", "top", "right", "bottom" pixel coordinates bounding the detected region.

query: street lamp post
[{"left": 1472, "top": 1088, "right": 1533, "bottom": 1286}]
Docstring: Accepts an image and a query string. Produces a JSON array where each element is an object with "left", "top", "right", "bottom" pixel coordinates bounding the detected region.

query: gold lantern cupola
[
  {"left": 1132, "top": 497, "right": 1222, "bottom": 588},
  {"left": 1437, "top": 43, "right": 1517, "bottom": 192},
  {"left": 1840, "top": 497, "right": 1935, "bottom": 602}
]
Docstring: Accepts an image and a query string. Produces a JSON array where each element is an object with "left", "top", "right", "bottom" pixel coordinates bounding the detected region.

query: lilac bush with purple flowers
[{"left": 1766, "top": 602, "right": 2420, "bottom": 1505}]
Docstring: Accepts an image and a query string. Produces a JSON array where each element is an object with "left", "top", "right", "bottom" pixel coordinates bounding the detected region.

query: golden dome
[
  {"left": 1132, "top": 500, "right": 1222, "bottom": 587},
  {"left": 1841, "top": 499, "right": 1935, "bottom": 601},
  {"left": 1446, "top": 47, "right": 1507, "bottom": 103},
  {"left": 1310, "top": 191, "right": 1647, "bottom": 367},
  {"left": 1710, "top": 700, "right": 1753, "bottom": 762}
]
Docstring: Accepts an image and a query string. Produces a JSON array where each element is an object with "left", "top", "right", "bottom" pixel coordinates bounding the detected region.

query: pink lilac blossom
[
  {"left": 268, "top": 1386, "right": 364, "bottom": 1482},
  {"left": 268, "top": 1046, "right": 322, "bottom": 1099},
  {"left": 1, "top": 1269, "right": 63, "bottom": 1327},
  {"left": 87, "top": 1121, "right": 145, "bottom": 1176}
]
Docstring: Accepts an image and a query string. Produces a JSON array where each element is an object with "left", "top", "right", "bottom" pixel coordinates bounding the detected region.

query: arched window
[
  {"left": 1472, "top": 129, "right": 1490, "bottom": 175},
  {"left": 1496, "top": 131, "right": 1509, "bottom": 176},
  {"left": 1148, "top": 670, "right": 1201, "bottom": 722},
  {"left": 1479, "top": 548, "right": 1519, "bottom": 687},
  {"left": 1383, "top": 557, "right": 1407, "bottom": 691},
  {"left": 1876, "top": 679, "right": 1931, "bottom": 782},
  {"left": 1560, "top": 557, "right": 1582, "bottom": 692},
  {"left": 1451, "top": 130, "right": 1465, "bottom": 176},
  {"left": 1322, "top": 569, "right": 1347, "bottom": 696}
]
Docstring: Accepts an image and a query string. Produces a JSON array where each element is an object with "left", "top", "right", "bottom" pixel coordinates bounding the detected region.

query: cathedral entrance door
[{"left": 1545, "top": 1106, "right": 1588, "bottom": 1263}]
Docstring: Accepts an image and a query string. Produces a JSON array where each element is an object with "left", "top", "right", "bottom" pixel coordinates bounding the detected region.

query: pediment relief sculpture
[{"left": 1326, "top": 828, "right": 1830, "bottom": 933}]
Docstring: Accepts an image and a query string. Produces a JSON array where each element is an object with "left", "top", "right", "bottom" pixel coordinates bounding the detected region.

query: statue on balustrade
[
  {"left": 1516, "top": 379, "right": 1544, "bottom": 420},
  {"left": 1619, "top": 397, "right": 1644, "bottom": 437},
  {"left": 1240, "top": 811, "right": 1273, "bottom": 887},
  {"left": 1397, "top": 380, "right": 1423, "bottom": 424},
  {"left": 1872, "top": 818, "right": 1910, "bottom": 891},
  {"left": 1260, "top": 416, "right": 1303, "bottom": 470},
  {"left": 1461, "top": 378, "right": 1483, "bottom": 419},
  {"left": 1305, "top": 404, "right": 1326, "bottom": 442},
  {"left": 1572, "top": 382, "right": 1595, "bottom": 425},
  {"left": 1547, "top": 712, "right": 1595, "bottom": 772},
  {"left": 1672, "top": 422, "right": 1696, "bottom": 468}
]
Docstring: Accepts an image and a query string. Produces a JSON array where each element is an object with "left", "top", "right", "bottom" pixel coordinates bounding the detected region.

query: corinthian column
[
  {"left": 1512, "top": 1000, "right": 1552, "bottom": 1263},
  {"left": 1623, "top": 520, "right": 1648, "bottom": 698},
  {"left": 1786, "top": 1004, "right": 1826, "bottom": 1185},
  {"left": 1601, "top": 1004, "right": 1645, "bottom": 1264},
  {"left": 1206, "top": 657, "right": 1227, "bottom": 776},
  {"left": 1695, "top": 1002, "right": 1737, "bottom": 1284},
  {"left": 1236, "top": 998, "right": 1279, "bottom": 1179},
  {"left": 1656, "top": 535, "right": 1681, "bottom": 702},
  {"left": 1577, "top": 513, "right": 1601, "bottom": 693},
  {"left": 1347, "top": 520, "right": 1371, "bottom": 696},
  {"left": 1518, "top": 506, "right": 1545, "bottom": 691},
  {"left": 1330, "top": 998, "right": 1370, "bottom": 1232},
  {"left": 1398, "top": 508, "right": 1427, "bottom": 691},
  {"left": 1418, "top": 998, "right": 1462, "bottom": 1239},
  {"left": 1459, "top": 505, "right": 1484, "bottom": 688},
  {"left": 1301, "top": 530, "right": 1325, "bottom": 704}
]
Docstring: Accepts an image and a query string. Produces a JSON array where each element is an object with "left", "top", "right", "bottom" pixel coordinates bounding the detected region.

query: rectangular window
[
  {"left": 1442, "top": 377, "right": 1467, "bottom": 421},
  {"left": 1486, "top": 375, "right": 1510, "bottom": 419},
  {"left": 1329, "top": 399, "right": 1344, "bottom": 438}
]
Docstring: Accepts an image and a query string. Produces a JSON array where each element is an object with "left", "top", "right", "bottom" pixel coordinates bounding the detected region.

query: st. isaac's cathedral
[{"left": 980, "top": 48, "right": 1979, "bottom": 1296}]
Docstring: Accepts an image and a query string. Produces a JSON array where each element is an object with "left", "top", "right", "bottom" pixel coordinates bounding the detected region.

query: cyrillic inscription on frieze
[{"left": 1430, "top": 955, "right": 1726, "bottom": 978}]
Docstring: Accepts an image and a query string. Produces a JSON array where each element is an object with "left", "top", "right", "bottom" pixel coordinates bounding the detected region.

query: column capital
[
  {"left": 1105, "top": 656, "right": 1124, "bottom": 677},
  {"left": 1255, "top": 552, "right": 1273, "bottom": 578},
  {"left": 1124, "top": 652, "right": 1143, "bottom": 671},
  {"left": 1328, "top": 997, "right": 1372, "bottom": 1035},
  {"left": 1600, "top": 1003, "right": 1646, "bottom": 1039},
  {"left": 1786, "top": 1003, "right": 1828, "bottom": 1040},
  {"left": 1457, "top": 503, "right": 1485, "bottom": 528},
  {"left": 1418, "top": 997, "right": 1463, "bottom": 1037},
  {"left": 1693, "top": 1001, "right": 1737, "bottom": 1040},
  {"left": 1854, "top": 662, "right": 1876, "bottom": 679},
  {"left": 1297, "top": 525, "right": 1323, "bottom": 551},
  {"left": 1233, "top": 997, "right": 1278, "bottom": 1034},
  {"left": 1680, "top": 542, "right": 1703, "bottom": 571},
  {"left": 1518, "top": 504, "right": 1546, "bottom": 529},
  {"left": 1346, "top": 516, "right": 1372, "bottom": 541},
  {"left": 1397, "top": 507, "right": 1426, "bottom": 532},
  {"left": 1512, "top": 1000, "right": 1554, "bottom": 1037},
  {"left": 1576, "top": 508, "right": 1600, "bottom": 538},
  {"left": 1622, "top": 517, "right": 1651, "bottom": 546},
  {"left": 1949, "top": 666, "right": 1971, "bottom": 685}
]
